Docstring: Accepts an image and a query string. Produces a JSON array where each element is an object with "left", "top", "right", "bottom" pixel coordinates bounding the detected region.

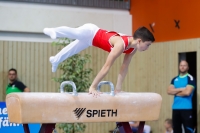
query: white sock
[
  {"left": 43, "top": 28, "right": 57, "bottom": 39},
  {"left": 49, "top": 56, "right": 58, "bottom": 72}
]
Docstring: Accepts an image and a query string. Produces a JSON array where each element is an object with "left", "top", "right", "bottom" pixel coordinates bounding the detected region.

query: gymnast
[{"left": 43, "top": 23, "right": 155, "bottom": 97}]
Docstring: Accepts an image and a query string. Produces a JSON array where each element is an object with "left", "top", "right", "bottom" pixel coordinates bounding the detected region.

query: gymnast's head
[{"left": 133, "top": 26, "right": 155, "bottom": 52}]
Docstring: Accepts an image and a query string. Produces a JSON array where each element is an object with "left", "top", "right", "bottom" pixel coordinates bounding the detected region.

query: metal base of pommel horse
[
  {"left": 6, "top": 81, "right": 162, "bottom": 133},
  {"left": 22, "top": 122, "right": 144, "bottom": 133},
  {"left": 23, "top": 122, "right": 144, "bottom": 133},
  {"left": 22, "top": 123, "right": 56, "bottom": 133}
]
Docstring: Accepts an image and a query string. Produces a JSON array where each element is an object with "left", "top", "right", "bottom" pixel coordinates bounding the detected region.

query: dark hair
[
  {"left": 165, "top": 118, "right": 172, "bottom": 126},
  {"left": 8, "top": 68, "right": 17, "bottom": 74},
  {"left": 133, "top": 27, "right": 155, "bottom": 42}
]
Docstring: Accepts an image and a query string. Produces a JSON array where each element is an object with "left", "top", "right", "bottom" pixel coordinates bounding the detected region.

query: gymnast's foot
[
  {"left": 43, "top": 28, "right": 56, "bottom": 39},
  {"left": 49, "top": 56, "right": 58, "bottom": 73}
]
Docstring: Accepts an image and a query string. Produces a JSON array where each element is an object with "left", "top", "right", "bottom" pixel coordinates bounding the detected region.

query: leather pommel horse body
[{"left": 6, "top": 81, "right": 162, "bottom": 133}]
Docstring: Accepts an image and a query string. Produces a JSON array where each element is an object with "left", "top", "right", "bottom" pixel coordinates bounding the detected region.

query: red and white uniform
[
  {"left": 45, "top": 23, "right": 134, "bottom": 72},
  {"left": 92, "top": 29, "right": 135, "bottom": 54}
]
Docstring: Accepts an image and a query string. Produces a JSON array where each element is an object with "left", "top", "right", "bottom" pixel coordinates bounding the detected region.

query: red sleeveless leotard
[{"left": 92, "top": 29, "right": 135, "bottom": 54}]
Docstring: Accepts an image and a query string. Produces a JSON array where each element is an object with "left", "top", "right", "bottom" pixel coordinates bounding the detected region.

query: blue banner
[{"left": 0, "top": 102, "right": 40, "bottom": 133}]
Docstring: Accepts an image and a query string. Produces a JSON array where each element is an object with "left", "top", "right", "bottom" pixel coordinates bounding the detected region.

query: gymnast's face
[
  {"left": 8, "top": 70, "right": 17, "bottom": 82},
  {"left": 137, "top": 40, "right": 152, "bottom": 52}
]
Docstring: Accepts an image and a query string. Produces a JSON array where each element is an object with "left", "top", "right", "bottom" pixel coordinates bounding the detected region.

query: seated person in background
[
  {"left": 129, "top": 121, "right": 151, "bottom": 133},
  {"left": 6, "top": 68, "right": 30, "bottom": 94},
  {"left": 164, "top": 118, "right": 173, "bottom": 133}
]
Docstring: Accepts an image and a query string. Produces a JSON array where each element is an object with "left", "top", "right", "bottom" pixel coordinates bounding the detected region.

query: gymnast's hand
[
  {"left": 115, "top": 89, "right": 122, "bottom": 94},
  {"left": 115, "top": 86, "right": 122, "bottom": 94},
  {"left": 89, "top": 87, "right": 102, "bottom": 97}
]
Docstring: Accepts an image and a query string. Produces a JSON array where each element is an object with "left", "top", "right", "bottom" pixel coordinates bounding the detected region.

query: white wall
[{"left": 0, "top": 1, "right": 132, "bottom": 42}]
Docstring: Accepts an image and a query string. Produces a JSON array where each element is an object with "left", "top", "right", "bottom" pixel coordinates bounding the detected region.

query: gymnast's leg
[
  {"left": 43, "top": 23, "right": 99, "bottom": 40},
  {"left": 49, "top": 39, "right": 90, "bottom": 72},
  {"left": 43, "top": 23, "right": 99, "bottom": 72}
]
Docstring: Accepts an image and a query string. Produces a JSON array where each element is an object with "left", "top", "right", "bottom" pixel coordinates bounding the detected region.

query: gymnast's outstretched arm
[
  {"left": 89, "top": 40, "right": 124, "bottom": 97},
  {"left": 115, "top": 50, "right": 137, "bottom": 92}
]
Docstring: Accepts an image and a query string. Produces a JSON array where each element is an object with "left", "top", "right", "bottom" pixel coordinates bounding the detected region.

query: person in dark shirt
[{"left": 6, "top": 68, "right": 30, "bottom": 94}]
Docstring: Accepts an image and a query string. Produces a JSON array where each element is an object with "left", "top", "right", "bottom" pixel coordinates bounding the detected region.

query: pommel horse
[{"left": 6, "top": 81, "right": 162, "bottom": 133}]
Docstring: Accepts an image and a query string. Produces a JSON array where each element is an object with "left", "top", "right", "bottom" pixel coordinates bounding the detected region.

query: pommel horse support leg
[{"left": 6, "top": 81, "right": 162, "bottom": 133}]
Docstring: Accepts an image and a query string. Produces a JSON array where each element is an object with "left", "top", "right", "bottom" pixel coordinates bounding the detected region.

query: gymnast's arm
[
  {"left": 115, "top": 50, "right": 137, "bottom": 91},
  {"left": 89, "top": 40, "right": 124, "bottom": 94}
]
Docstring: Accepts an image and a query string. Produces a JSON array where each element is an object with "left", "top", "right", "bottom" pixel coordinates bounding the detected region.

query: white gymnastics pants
[{"left": 44, "top": 23, "right": 99, "bottom": 65}]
